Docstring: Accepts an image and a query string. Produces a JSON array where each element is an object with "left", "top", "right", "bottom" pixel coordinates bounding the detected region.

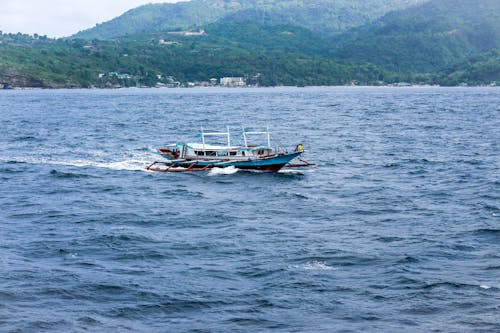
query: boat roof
[
  {"left": 182, "top": 143, "right": 271, "bottom": 150},
  {"left": 240, "top": 145, "right": 271, "bottom": 151},
  {"left": 185, "top": 143, "right": 240, "bottom": 150}
]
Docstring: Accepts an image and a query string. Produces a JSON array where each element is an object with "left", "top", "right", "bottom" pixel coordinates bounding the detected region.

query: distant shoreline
[{"left": 2, "top": 84, "right": 498, "bottom": 91}]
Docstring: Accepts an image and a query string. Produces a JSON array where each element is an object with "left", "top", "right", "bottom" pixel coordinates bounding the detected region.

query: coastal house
[{"left": 220, "top": 77, "right": 246, "bottom": 87}]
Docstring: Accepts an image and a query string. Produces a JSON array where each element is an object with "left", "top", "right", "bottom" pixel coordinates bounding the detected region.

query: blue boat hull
[{"left": 159, "top": 151, "right": 302, "bottom": 172}]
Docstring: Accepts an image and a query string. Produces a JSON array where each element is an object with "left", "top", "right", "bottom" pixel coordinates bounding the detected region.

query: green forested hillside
[
  {"left": 1, "top": 0, "right": 498, "bottom": 88},
  {"left": 437, "top": 51, "right": 500, "bottom": 85},
  {"left": 0, "top": 32, "right": 391, "bottom": 88},
  {"left": 203, "top": 21, "right": 333, "bottom": 57},
  {"left": 74, "top": 0, "right": 426, "bottom": 39},
  {"left": 334, "top": 0, "right": 500, "bottom": 72}
]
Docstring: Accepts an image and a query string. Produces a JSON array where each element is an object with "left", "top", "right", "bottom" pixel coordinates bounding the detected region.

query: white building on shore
[{"left": 220, "top": 77, "right": 246, "bottom": 87}]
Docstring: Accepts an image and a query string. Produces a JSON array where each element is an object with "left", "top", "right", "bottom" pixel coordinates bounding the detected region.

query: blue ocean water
[{"left": 0, "top": 87, "right": 499, "bottom": 332}]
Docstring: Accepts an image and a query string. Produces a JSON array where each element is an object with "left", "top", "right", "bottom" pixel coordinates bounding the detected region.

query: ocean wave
[
  {"left": 470, "top": 228, "right": 500, "bottom": 235},
  {"left": 208, "top": 166, "right": 239, "bottom": 176},
  {"left": 291, "top": 261, "right": 336, "bottom": 271},
  {"left": 49, "top": 169, "right": 93, "bottom": 179},
  {"left": 278, "top": 168, "right": 314, "bottom": 174}
]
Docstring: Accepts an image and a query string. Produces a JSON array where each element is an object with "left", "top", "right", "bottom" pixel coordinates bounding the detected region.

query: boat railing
[
  {"left": 242, "top": 126, "right": 271, "bottom": 148},
  {"left": 200, "top": 126, "right": 272, "bottom": 149},
  {"left": 201, "top": 126, "right": 231, "bottom": 148}
]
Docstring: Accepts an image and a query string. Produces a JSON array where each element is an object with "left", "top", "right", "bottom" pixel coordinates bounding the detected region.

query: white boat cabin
[
  {"left": 170, "top": 127, "right": 275, "bottom": 160},
  {"left": 183, "top": 143, "right": 273, "bottom": 159}
]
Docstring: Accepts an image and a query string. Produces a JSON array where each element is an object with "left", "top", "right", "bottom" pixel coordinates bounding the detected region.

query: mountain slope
[
  {"left": 438, "top": 50, "right": 500, "bottom": 85},
  {"left": 73, "top": 0, "right": 426, "bottom": 39},
  {"left": 203, "top": 20, "right": 333, "bottom": 57},
  {"left": 1, "top": 29, "right": 497, "bottom": 88},
  {"left": 334, "top": 0, "right": 500, "bottom": 72},
  {"left": 2, "top": 0, "right": 498, "bottom": 88},
  {"left": 0, "top": 32, "right": 392, "bottom": 88}
]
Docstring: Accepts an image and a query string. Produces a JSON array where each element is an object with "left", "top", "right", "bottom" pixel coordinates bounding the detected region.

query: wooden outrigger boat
[{"left": 146, "top": 127, "right": 314, "bottom": 173}]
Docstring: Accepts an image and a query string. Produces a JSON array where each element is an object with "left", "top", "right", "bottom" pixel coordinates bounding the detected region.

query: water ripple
[{"left": 1, "top": 87, "right": 499, "bottom": 332}]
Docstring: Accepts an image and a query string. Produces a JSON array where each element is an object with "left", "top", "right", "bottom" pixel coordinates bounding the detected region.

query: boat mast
[
  {"left": 267, "top": 126, "right": 271, "bottom": 148},
  {"left": 242, "top": 126, "right": 248, "bottom": 147},
  {"left": 201, "top": 126, "right": 205, "bottom": 150}
]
